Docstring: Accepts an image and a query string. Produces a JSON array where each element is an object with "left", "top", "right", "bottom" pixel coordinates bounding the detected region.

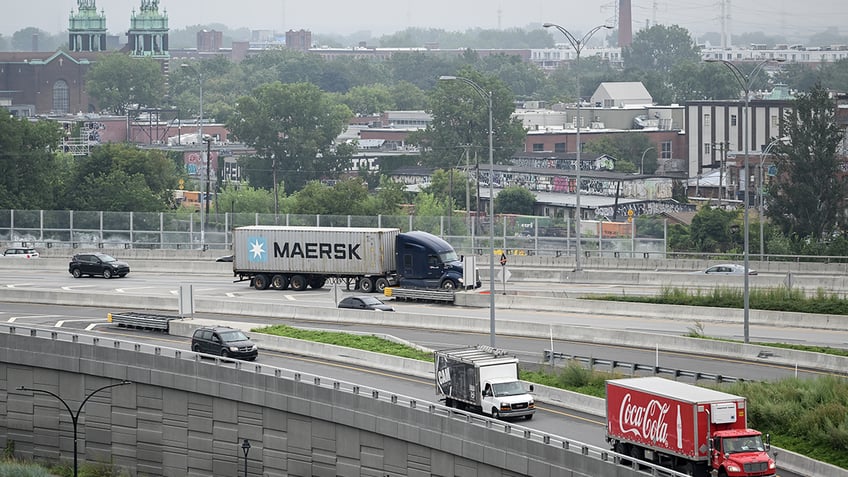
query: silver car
[{"left": 697, "top": 264, "right": 757, "bottom": 276}]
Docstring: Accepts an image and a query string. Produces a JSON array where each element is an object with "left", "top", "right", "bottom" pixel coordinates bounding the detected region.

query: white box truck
[
  {"left": 231, "top": 226, "right": 479, "bottom": 293},
  {"left": 435, "top": 346, "right": 535, "bottom": 420}
]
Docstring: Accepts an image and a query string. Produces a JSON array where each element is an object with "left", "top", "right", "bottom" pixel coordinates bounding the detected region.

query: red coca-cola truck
[{"left": 606, "top": 377, "right": 776, "bottom": 477}]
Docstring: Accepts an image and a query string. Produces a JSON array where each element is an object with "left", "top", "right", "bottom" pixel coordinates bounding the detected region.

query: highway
[{"left": 3, "top": 264, "right": 845, "bottom": 476}]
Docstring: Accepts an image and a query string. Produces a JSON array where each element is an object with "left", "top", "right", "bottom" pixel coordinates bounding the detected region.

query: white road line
[
  {"left": 285, "top": 295, "right": 296, "bottom": 301},
  {"left": 8, "top": 314, "right": 62, "bottom": 323},
  {"left": 61, "top": 285, "right": 96, "bottom": 290},
  {"left": 6, "top": 284, "right": 34, "bottom": 288},
  {"left": 55, "top": 318, "right": 107, "bottom": 327}
]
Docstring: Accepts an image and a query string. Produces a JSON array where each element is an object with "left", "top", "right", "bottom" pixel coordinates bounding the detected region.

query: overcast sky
[{"left": 5, "top": 0, "right": 847, "bottom": 42}]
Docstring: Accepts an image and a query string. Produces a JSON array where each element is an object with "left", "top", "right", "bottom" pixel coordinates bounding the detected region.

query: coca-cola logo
[{"left": 619, "top": 393, "right": 670, "bottom": 445}]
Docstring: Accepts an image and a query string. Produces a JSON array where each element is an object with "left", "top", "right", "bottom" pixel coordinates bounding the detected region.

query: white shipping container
[{"left": 232, "top": 226, "right": 399, "bottom": 276}]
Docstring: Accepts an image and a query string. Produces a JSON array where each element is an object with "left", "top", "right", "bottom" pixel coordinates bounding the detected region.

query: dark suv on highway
[
  {"left": 68, "top": 253, "right": 130, "bottom": 279},
  {"left": 191, "top": 326, "right": 258, "bottom": 360}
]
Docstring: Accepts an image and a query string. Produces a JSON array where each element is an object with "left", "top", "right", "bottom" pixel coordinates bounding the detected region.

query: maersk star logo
[{"left": 247, "top": 236, "right": 267, "bottom": 262}]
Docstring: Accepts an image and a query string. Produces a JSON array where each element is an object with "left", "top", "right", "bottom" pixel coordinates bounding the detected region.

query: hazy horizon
[{"left": 4, "top": 0, "right": 847, "bottom": 43}]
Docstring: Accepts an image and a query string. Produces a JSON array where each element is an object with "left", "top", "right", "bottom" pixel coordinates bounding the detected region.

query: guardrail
[
  {"left": 543, "top": 350, "right": 745, "bottom": 384},
  {"left": 107, "top": 312, "right": 183, "bottom": 331},
  {"left": 1, "top": 323, "right": 688, "bottom": 477}
]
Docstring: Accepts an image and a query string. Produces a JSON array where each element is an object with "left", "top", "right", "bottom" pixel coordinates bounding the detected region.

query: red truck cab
[{"left": 712, "top": 430, "right": 776, "bottom": 476}]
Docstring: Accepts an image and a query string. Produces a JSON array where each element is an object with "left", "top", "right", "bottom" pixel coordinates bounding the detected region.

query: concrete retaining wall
[{"left": 0, "top": 327, "right": 654, "bottom": 477}]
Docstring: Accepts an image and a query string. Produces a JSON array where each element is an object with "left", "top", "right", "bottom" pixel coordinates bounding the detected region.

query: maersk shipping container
[{"left": 232, "top": 226, "right": 400, "bottom": 276}]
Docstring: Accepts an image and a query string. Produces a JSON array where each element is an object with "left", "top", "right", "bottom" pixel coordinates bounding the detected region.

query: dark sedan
[
  {"left": 68, "top": 253, "right": 130, "bottom": 279},
  {"left": 338, "top": 295, "right": 394, "bottom": 312}
]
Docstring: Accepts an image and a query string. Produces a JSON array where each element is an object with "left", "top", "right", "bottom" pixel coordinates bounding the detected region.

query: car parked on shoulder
[
  {"left": 338, "top": 295, "right": 395, "bottom": 311},
  {"left": 191, "top": 326, "right": 258, "bottom": 360},
  {"left": 68, "top": 253, "right": 130, "bottom": 279},
  {"left": 695, "top": 264, "right": 758, "bottom": 276},
  {"left": 3, "top": 247, "right": 39, "bottom": 258}
]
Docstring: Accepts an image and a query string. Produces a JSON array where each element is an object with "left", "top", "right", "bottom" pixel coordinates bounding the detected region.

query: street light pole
[
  {"left": 17, "top": 381, "right": 131, "bottom": 477},
  {"left": 439, "top": 75, "right": 496, "bottom": 348},
  {"left": 707, "top": 58, "right": 780, "bottom": 343},
  {"left": 640, "top": 147, "right": 655, "bottom": 175},
  {"left": 543, "top": 22, "right": 612, "bottom": 271},
  {"left": 759, "top": 137, "right": 788, "bottom": 260},
  {"left": 241, "top": 439, "right": 251, "bottom": 476},
  {"left": 181, "top": 63, "right": 206, "bottom": 247}
]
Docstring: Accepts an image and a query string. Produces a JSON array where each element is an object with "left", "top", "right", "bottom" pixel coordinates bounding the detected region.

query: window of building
[
  {"left": 554, "top": 142, "right": 565, "bottom": 153},
  {"left": 704, "top": 143, "right": 711, "bottom": 154},
  {"left": 771, "top": 115, "right": 779, "bottom": 126},
  {"left": 661, "top": 141, "right": 672, "bottom": 159},
  {"left": 52, "top": 80, "right": 69, "bottom": 114},
  {"left": 704, "top": 114, "right": 711, "bottom": 127},
  {"left": 532, "top": 143, "right": 544, "bottom": 152},
  {"left": 730, "top": 114, "right": 737, "bottom": 126}
]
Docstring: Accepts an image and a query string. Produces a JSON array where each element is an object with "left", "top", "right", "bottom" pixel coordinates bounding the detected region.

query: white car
[
  {"left": 697, "top": 264, "right": 757, "bottom": 276},
  {"left": 2, "top": 247, "right": 39, "bottom": 258}
]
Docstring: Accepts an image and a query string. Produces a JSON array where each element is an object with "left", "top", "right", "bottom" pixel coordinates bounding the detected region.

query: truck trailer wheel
[
  {"left": 359, "top": 277, "right": 375, "bottom": 293},
  {"left": 271, "top": 274, "right": 289, "bottom": 290},
  {"left": 374, "top": 278, "right": 390, "bottom": 292},
  {"left": 289, "top": 275, "right": 309, "bottom": 291},
  {"left": 253, "top": 274, "right": 270, "bottom": 290}
]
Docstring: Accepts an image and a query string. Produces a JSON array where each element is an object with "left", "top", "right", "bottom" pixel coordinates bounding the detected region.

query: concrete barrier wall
[{"left": 0, "top": 327, "right": 656, "bottom": 477}]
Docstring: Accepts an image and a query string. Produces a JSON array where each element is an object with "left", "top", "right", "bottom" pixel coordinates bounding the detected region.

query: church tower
[
  {"left": 127, "top": 0, "right": 169, "bottom": 58},
  {"left": 68, "top": 0, "right": 107, "bottom": 52}
]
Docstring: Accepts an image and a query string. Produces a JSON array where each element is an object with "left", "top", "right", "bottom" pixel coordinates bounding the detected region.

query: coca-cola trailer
[{"left": 606, "top": 377, "right": 776, "bottom": 477}]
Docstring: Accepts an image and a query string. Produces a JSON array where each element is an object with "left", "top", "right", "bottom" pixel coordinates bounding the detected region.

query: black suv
[
  {"left": 191, "top": 326, "right": 258, "bottom": 360},
  {"left": 68, "top": 253, "right": 130, "bottom": 279}
]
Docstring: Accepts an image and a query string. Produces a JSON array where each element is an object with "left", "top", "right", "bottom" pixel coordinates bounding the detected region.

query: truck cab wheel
[
  {"left": 289, "top": 275, "right": 308, "bottom": 291},
  {"left": 253, "top": 274, "right": 270, "bottom": 290},
  {"left": 440, "top": 279, "right": 457, "bottom": 290},
  {"left": 271, "top": 274, "right": 289, "bottom": 290},
  {"left": 492, "top": 409, "right": 501, "bottom": 419},
  {"left": 359, "top": 277, "right": 375, "bottom": 293}
]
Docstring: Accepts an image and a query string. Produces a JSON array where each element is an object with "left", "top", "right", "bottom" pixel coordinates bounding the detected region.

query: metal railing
[{"left": 543, "top": 350, "right": 746, "bottom": 385}]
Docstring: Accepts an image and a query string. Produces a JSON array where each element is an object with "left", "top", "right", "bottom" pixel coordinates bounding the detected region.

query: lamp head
[{"left": 438, "top": 75, "right": 457, "bottom": 81}]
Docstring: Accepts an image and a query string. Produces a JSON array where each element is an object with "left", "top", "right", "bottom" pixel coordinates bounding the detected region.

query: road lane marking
[
  {"left": 8, "top": 315, "right": 62, "bottom": 322},
  {"left": 61, "top": 285, "right": 96, "bottom": 290},
  {"left": 55, "top": 318, "right": 108, "bottom": 327},
  {"left": 6, "top": 284, "right": 35, "bottom": 288}
]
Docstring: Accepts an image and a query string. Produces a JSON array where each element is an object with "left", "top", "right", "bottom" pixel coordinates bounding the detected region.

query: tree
[
  {"left": 768, "top": 83, "right": 846, "bottom": 242},
  {"left": 227, "top": 82, "right": 353, "bottom": 192},
  {"left": 0, "top": 115, "right": 65, "bottom": 209},
  {"left": 417, "top": 69, "right": 526, "bottom": 170},
  {"left": 217, "top": 183, "right": 275, "bottom": 214},
  {"left": 389, "top": 81, "right": 429, "bottom": 111},
  {"left": 624, "top": 25, "right": 700, "bottom": 76},
  {"left": 86, "top": 54, "right": 166, "bottom": 115},
  {"left": 422, "top": 169, "right": 477, "bottom": 212},
  {"left": 494, "top": 187, "right": 536, "bottom": 215},
  {"left": 689, "top": 207, "right": 740, "bottom": 253},
  {"left": 63, "top": 144, "right": 179, "bottom": 211},
  {"left": 342, "top": 84, "right": 394, "bottom": 116},
  {"left": 11, "top": 27, "right": 63, "bottom": 51},
  {"left": 583, "top": 133, "right": 656, "bottom": 174}
]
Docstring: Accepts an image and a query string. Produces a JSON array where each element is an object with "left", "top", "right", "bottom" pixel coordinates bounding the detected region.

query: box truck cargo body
[
  {"left": 606, "top": 377, "right": 775, "bottom": 477},
  {"left": 232, "top": 226, "right": 476, "bottom": 293},
  {"left": 435, "top": 346, "right": 535, "bottom": 420}
]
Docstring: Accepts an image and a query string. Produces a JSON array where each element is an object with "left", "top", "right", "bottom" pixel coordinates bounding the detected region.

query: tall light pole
[
  {"left": 543, "top": 22, "right": 612, "bottom": 271},
  {"left": 640, "top": 147, "right": 655, "bottom": 175},
  {"left": 18, "top": 381, "right": 131, "bottom": 477},
  {"left": 707, "top": 58, "right": 781, "bottom": 343},
  {"left": 182, "top": 62, "right": 206, "bottom": 247},
  {"left": 439, "top": 75, "right": 496, "bottom": 348},
  {"left": 759, "top": 137, "right": 788, "bottom": 260}
]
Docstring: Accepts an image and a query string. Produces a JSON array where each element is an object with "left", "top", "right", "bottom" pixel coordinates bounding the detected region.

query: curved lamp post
[
  {"left": 640, "top": 147, "right": 655, "bottom": 175},
  {"left": 241, "top": 439, "right": 251, "bottom": 476},
  {"left": 706, "top": 58, "right": 782, "bottom": 343},
  {"left": 759, "top": 137, "right": 788, "bottom": 260},
  {"left": 543, "top": 22, "right": 612, "bottom": 271},
  {"left": 18, "top": 381, "right": 131, "bottom": 477},
  {"left": 438, "top": 75, "right": 496, "bottom": 348},
  {"left": 181, "top": 62, "right": 207, "bottom": 247}
]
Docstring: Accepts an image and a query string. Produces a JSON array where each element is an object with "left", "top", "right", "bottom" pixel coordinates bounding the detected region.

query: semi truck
[
  {"left": 605, "top": 377, "right": 776, "bottom": 477},
  {"left": 231, "top": 226, "right": 479, "bottom": 293},
  {"left": 435, "top": 346, "right": 535, "bottom": 420}
]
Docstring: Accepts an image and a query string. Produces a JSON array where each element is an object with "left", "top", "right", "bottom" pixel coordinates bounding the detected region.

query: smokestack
[
  {"left": 618, "top": 0, "right": 632, "bottom": 47},
  {"left": 32, "top": 33, "right": 39, "bottom": 52}
]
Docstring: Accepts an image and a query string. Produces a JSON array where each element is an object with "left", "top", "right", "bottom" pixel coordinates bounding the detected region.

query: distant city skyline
[{"left": 4, "top": 0, "right": 847, "bottom": 44}]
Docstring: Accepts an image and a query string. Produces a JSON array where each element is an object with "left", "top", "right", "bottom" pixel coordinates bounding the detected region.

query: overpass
[{"left": 1, "top": 324, "right": 669, "bottom": 476}]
